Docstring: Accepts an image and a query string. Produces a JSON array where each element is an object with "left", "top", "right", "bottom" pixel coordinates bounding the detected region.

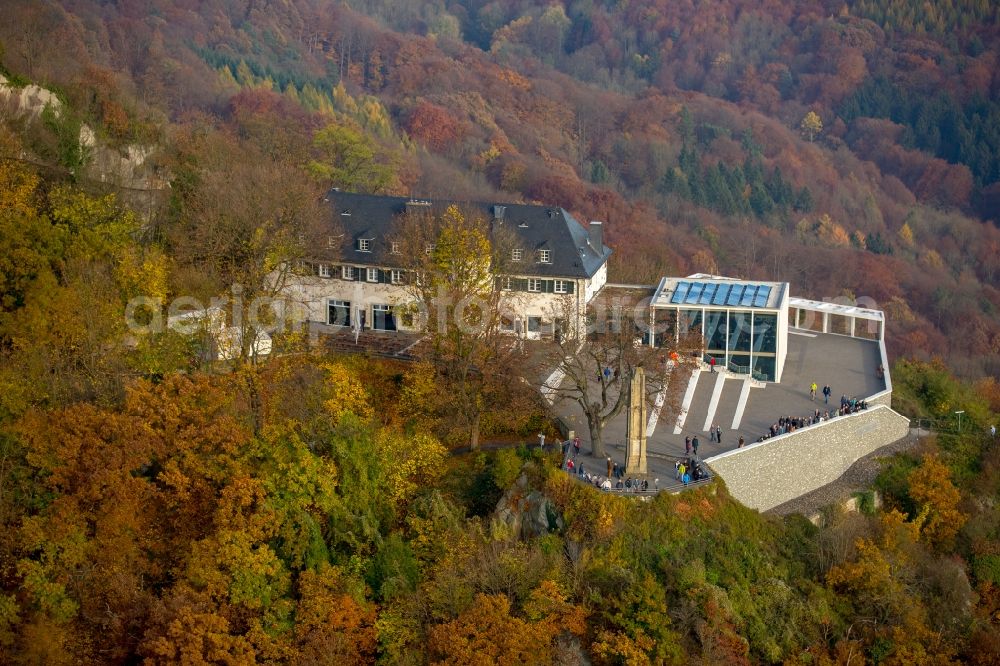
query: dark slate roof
[{"left": 323, "top": 191, "right": 612, "bottom": 279}]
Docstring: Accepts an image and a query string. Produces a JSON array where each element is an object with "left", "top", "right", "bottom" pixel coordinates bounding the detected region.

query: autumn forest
[{"left": 1, "top": 0, "right": 1000, "bottom": 663}]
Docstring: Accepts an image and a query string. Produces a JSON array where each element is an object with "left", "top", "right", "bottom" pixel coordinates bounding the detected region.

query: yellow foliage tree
[
  {"left": 907, "top": 453, "right": 967, "bottom": 549},
  {"left": 398, "top": 204, "right": 527, "bottom": 449},
  {"left": 898, "top": 222, "right": 915, "bottom": 247},
  {"left": 919, "top": 249, "right": 944, "bottom": 270},
  {"left": 376, "top": 430, "right": 447, "bottom": 510},
  {"left": 0, "top": 145, "right": 40, "bottom": 217},
  {"left": 815, "top": 213, "right": 851, "bottom": 247},
  {"left": 800, "top": 111, "right": 823, "bottom": 141},
  {"left": 398, "top": 361, "right": 439, "bottom": 431},
  {"left": 321, "top": 361, "right": 374, "bottom": 422}
]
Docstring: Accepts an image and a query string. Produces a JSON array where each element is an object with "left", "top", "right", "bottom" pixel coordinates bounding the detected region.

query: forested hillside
[
  {"left": 2, "top": 1, "right": 1000, "bottom": 663},
  {"left": 1, "top": 0, "right": 1000, "bottom": 375}
]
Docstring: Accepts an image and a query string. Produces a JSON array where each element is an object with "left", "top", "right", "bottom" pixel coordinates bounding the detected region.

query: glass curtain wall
[
  {"left": 655, "top": 306, "right": 780, "bottom": 380},
  {"left": 705, "top": 310, "right": 727, "bottom": 363},
  {"left": 752, "top": 313, "right": 777, "bottom": 380}
]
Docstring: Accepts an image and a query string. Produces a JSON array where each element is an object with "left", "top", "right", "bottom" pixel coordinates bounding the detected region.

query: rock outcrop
[
  {"left": 494, "top": 473, "right": 564, "bottom": 539},
  {"left": 0, "top": 73, "right": 168, "bottom": 213}
]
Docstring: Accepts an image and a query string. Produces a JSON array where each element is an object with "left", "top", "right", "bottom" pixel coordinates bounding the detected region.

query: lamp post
[{"left": 955, "top": 410, "right": 965, "bottom": 433}]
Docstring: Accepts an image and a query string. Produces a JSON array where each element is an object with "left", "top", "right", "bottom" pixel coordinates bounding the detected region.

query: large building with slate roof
[{"left": 281, "top": 191, "right": 613, "bottom": 338}]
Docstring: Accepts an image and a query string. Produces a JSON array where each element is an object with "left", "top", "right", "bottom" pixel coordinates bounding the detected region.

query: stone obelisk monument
[{"left": 624, "top": 367, "right": 648, "bottom": 475}]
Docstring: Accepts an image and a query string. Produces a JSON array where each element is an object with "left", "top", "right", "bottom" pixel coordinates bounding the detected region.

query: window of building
[
  {"left": 527, "top": 278, "right": 542, "bottom": 292},
  {"left": 367, "top": 267, "right": 379, "bottom": 283},
  {"left": 326, "top": 236, "right": 337, "bottom": 249},
  {"left": 372, "top": 304, "right": 396, "bottom": 331},
  {"left": 554, "top": 279, "right": 568, "bottom": 293},
  {"left": 317, "top": 264, "right": 332, "bottom": 278},
  {"left": 425, "top": 243, "right": 435, "bottom": 255},
  {"left": 328, "top": 300, "right": 350, "bottom": 326},
  {"left": 705, "top": 310, "right": 728, "bottom": 352},
  {"left": 512, "top": 248, "right": 523, "bottom": 262},
  {"left": 538, "top": 249, "right": 551, "bottom": 263},
  {"left": 391, "top": 241, "right": 400, "bottom": 254},
  {"left": 390, "top": 269, "right": 404, "bottom": 285},
  {"left": 341, "top": 265, "right": 354, "bottom": 280},
  {"left": 501, "top": 277, "right": 513, "bottom": 291},
  {"left": 358, "top": 238, "right": 372, "bottom": 252},
  {"left": 527, "top": 316, "right": 542, "bottom": 332},
  {"left": 727, "top": 312, "right": 752, "bottom": 352},
  {"left": 752, "top": 313, "right": 778, "bottom": 354}
]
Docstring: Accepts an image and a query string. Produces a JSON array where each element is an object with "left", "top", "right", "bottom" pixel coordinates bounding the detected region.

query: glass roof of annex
[{"left": 651, "top": 275, "right": 786, "bottom": 310}]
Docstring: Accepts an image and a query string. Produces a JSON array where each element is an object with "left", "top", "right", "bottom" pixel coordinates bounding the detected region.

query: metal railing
[
  {"left": 728, "top": 360, "right": 750, "bottom": 374},
  {"left": 907, "top": 417, "right": 990, "bottom": 436}
]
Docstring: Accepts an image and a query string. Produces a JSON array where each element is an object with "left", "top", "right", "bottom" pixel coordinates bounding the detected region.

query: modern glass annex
[{"left": 651, "top": 276, "right": 789, "bottom": 381}]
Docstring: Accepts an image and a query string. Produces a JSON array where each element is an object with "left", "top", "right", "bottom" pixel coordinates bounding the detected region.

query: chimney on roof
[{"left": 589, "top": 221, "right": 604, "bottom": 251}]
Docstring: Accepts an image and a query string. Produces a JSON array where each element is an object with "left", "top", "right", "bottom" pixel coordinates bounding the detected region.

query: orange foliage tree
[{"left": 907, "top": 453, "right": 967, "bottom": 550}]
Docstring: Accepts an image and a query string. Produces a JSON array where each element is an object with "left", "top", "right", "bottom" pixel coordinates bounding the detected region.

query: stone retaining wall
[
  {"left": 704, "top": 405, "right": 910, "bottom": 512},
  {"left": 867, "top": 390, "right": 892, "bottom": 408}
]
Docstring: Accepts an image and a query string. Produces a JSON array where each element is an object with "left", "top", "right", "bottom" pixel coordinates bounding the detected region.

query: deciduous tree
[
  {"left": 907, "top": 453, "right": 967, "bottom": 550},
  {"left": 800, "top": 111, "right": 823, "bottom": 142},
  {"left": 540, "top": 293, "right": 695, "bottom": 457},
  {"left": 307, "top": 120, "right": 400, "bottom": 194},
  {"left": 396, "top": 204, "right": 529, "bottom": 449}
]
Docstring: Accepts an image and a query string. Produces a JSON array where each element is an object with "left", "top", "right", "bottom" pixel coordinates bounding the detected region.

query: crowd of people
[
  {"left": 564, "top": 458, "right": 659, "bottom": 492},
  {"left": 559, "top": 428, "right": 715, "bottom": 492},
  {"left": 755, "top": 395, "right": 869, "bottom": 443},
  {"left": 561, "top": 437, "right": 661, "bottom": 493},
  {"left": 674, "top": 457, "right": 709, "bottom": 484}
]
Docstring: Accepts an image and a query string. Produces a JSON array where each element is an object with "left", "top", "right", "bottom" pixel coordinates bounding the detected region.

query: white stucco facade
[
  {"left": 585, "top": 263, "right": 608, "bottom": 303},
  {"left": 282, "top": 267, "right": 602, "bottom": 339}
]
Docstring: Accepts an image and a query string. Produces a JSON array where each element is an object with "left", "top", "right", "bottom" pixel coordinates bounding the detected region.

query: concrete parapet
[{"left": 704, "top": 405, "right": 910, "bottom": 512}]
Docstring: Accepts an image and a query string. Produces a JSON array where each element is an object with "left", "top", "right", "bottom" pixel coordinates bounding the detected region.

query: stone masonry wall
[
  {"left": 867, "top": 391, "right": 892, "bottom": 408},
  {"left": 705, "top": 405, "right": 910, "bottom": 512}
]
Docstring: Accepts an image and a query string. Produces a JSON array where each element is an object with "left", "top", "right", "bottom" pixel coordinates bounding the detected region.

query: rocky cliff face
[
  {"left": 0, "top": 75, "right": 63, "bottom": 117},
  {"left": 0, "top": 73, "right": 168, "bottom": 214}
]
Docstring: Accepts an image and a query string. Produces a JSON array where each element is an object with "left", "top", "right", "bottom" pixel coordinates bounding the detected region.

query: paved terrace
[
  {"left": 310, "top": 322, "right": 425, "bottom": 359},
  {"left": 548, "top": 330, "right": 885, "bottom": 485}
]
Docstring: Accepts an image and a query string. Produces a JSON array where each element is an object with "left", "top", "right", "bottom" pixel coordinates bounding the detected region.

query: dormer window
[
  {"left": 391, "top": 241, "right": 400, "bottom": 254},
  {"left": 512, "top": 248, "right": 523, "bottom": 262},
  {"left": 327, "top": 236, "right": 337, "bottom": 248},
  {"left": 358, "top": 238, "right": 372, "bottom": 252},
  {"left": 538, "top": 249, "right": 551, "bottom": 264},
  {"left": 425, "top": 243, "right": 435, "bottom": 255}
]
